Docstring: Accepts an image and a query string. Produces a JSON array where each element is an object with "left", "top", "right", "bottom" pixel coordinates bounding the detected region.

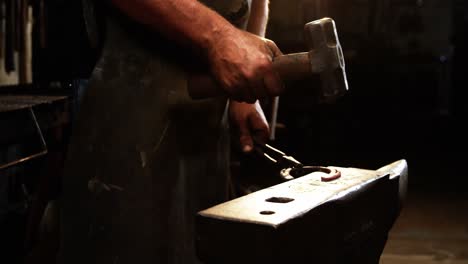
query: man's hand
[
  {"left": 208, "top": 27, "right": 284, "bottom": 103},
  {"left": 229, "top": 100, "right": 270, "bottom": 153},
  {"left": 110, "top": 0, "right": 283, "bottom": 103}
]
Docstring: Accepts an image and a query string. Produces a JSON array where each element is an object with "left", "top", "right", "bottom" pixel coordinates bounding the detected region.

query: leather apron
[{"left": 59, "top": 1, "right": 251, "bottom": 264}]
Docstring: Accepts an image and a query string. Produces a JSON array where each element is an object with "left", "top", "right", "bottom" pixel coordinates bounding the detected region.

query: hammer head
[{"left": 304, "top": 18, "right": 348, "bottom": 102}]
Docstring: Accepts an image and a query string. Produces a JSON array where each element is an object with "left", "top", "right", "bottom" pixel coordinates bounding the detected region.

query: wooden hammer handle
[
  {"left": 188, "top": 52, "right": 310, "bottom": 100},
  {"left": 273, "top": 52, "right": 311, "bottom": 80}
]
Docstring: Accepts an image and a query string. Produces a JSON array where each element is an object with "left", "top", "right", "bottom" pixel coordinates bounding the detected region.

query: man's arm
[
  {"left": 109, "top": 0, "right": 233, "bottom": 56},
  {"left": 110, "top": 0, "right": 283, "bottom": 103},
  {"left": 229, "top": 0, "right": 274, "bottom": 152},
  {"left": 247, "top": 0, "right": 280, "bottom": 141}
]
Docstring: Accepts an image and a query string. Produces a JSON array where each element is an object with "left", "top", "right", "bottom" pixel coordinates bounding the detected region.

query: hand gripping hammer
[{"left": 188, "top": 17, "right": 349, "bottom": 102}]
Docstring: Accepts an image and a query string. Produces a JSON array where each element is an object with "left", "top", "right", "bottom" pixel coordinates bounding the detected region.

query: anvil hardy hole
[
  {"left": 266, "top": 197, "right": 294, "bottom": 203},
  {"left": 260, "top": 211, "right": 276, "bottom": 215}
]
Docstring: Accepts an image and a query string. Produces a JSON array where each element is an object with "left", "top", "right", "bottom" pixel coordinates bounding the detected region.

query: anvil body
[{"left": 196, "top": 160, "right": 408, "bottom": 264}]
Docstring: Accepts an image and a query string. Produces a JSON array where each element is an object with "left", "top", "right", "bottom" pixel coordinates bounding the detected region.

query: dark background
[
  {"left": 265, "top": 3, "right": 468, "bottom": 261},
  {"left": 268, "top": 0, "right": 467, "bottom": 194}
]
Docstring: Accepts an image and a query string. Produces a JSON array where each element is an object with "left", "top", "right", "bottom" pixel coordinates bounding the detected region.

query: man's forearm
[
  {"left": 112, "top": 0, "right": 283, "bottom": 102},
  {"left": 110, "top": 0, "right": 236, "bottom": 55}
]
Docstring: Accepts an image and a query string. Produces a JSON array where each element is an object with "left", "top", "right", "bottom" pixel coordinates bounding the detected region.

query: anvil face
[{"left": 196, "top": 160, "right": 408, "bottom": 264}]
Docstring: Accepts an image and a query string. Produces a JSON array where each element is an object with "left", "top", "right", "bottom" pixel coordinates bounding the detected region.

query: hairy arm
[
  {"left": 110, "top": 0, "right": 283, "bottom": 103},
  {"left": 110, "top": 0, "right": 279, "bottom": 151},
  {"left": 109, "top": 0, "right": 231, "bottom": 56}
]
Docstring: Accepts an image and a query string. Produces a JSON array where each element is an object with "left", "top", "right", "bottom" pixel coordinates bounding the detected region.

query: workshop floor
[{"left": 380, "top": 190, "right": 468, "bottom": 264}]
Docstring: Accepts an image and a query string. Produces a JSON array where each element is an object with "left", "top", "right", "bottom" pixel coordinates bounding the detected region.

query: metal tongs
[
  {"left": 253, "top": 140, "right": 341, "bottom": 182},
  {"left": 253, "top": 140, "right": 304, "bottom": 181}
]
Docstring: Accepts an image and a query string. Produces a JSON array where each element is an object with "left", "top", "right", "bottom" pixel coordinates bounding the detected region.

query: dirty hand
[
  {"left": 229, "top": 100, "right": 270, "bottom": 153},
  {"left": 208, "top": 27, "right": 284, "bottom": 103}
]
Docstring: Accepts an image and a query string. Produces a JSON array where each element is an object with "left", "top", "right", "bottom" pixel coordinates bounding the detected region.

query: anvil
[{"left": 196, "top": 159, "right": 408, "bottom": 264}]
